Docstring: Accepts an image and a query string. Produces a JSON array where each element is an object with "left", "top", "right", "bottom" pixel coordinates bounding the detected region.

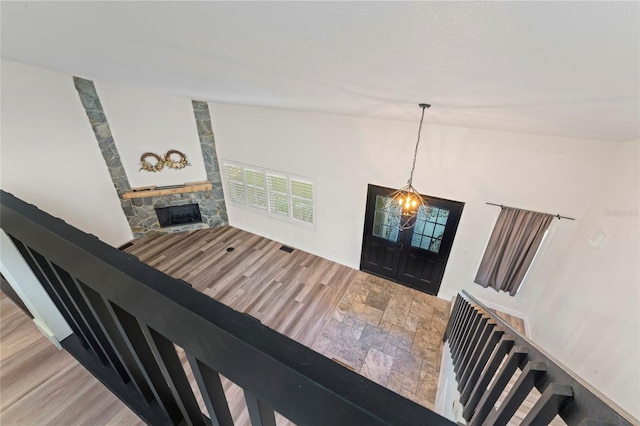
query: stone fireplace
[
  {"left": 121, "top": 181, "right": 225, "bottom": 238},
  {"left": 74, "top": 77, "right": 228, "bottom": 239}
]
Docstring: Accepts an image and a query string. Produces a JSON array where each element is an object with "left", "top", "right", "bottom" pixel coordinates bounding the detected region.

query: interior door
[{"left": 360, "top": 184, "right": 464, "bottom": 295}]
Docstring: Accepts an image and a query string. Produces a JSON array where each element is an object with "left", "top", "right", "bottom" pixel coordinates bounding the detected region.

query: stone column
[
  {"left": 73, "top": 77, "right": 130, "bottom": 197},
  {"left": 192, "top": 100, "right": 228, "bottom": 224},
  {"left": 73, "top": 79, "right": 228, "bottom": 238}
]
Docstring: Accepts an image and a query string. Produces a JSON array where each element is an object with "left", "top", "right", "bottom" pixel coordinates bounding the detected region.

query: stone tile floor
[{"left": 312, "top": 271, "right": 450, "bottom": 409}]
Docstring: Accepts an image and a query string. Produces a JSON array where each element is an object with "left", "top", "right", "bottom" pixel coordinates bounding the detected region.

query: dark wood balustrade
[
  {"left": 1, "top": 190, "right": 454, "bottom": 426},
  {"left": 443, "top": 291, "right": 636, "bottom": 426}
]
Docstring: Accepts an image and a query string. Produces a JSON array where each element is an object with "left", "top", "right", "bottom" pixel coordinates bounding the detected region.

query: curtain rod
[{"left": 486, "top": 202, "right": 576, "bottom": 220}]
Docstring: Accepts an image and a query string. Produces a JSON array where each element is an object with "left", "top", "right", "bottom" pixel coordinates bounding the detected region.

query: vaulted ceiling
[{"left": 2, "top": 1, "right": 638, "bottom": 142}]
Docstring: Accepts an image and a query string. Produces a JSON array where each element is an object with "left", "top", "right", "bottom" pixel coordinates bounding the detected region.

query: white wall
[
  {"left": 528, "top": 140, "right": 640, "bottom": 419},
  {"left": 0, "top": 60, "right": 132, "bottom": 246},
  {"left": 96, "top": 80, "right": 208, "bottom": 188},
  {"left": 209, "top": 103, "right": 614, "bottom": 305}
]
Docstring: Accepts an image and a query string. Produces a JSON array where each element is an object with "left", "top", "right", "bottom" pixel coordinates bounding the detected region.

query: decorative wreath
[
  {"left": 139, "top": 152, "right": 165, "bottom": 172},
  {"left": 164, "top": 149, "right": 190, "bottom": 170},
  {"left": 139, "top": 150, "right": 191, "bottom": 172}
]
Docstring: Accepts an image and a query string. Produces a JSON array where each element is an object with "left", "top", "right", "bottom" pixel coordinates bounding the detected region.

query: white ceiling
[{"left": 2, "top": 1, "right": 639, "bottom": 142}]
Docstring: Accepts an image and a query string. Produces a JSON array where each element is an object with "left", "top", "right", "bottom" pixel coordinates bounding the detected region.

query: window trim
[{"left": 222, "top": 160, "right": 316, "bottom": 228}]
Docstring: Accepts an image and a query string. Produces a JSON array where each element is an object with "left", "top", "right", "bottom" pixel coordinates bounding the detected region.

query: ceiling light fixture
[{"left": 387, "top": 103, "right": 431, "bottom": 230}]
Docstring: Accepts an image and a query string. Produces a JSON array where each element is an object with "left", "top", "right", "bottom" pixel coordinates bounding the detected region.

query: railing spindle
[
  {"left": 460, "top": 327, "right": 504, "bottom": 403},
  {"left": 469, "top": 346, "right": 528, "bottom": 426},
  {"left": 79, "top": 281, "right": 156, "bottom": 402},
  {"left": 110, "top": 302, "right": 182, "bottom": 424},
  {"left": 463, "top": 335, "right": 515, "bottom": 420},
  {"left": 454, "top": 307, "right": 481, "bottom": 367},
  {"left": 458, "top": 321, "right": 496, "bottom": 391},
  {"left": 8, "top": 237, "right": 88, "bottom": 346},
  {"left": 482, "top": 361, "right": 547, "bottom": 426},
  {"left": 141, "top": 326, "right": 206, "bottom": 426},
  {"left": 449, "top": 299, "right": 471, "bottom": 355},
  {"left": 457, "top": 315, "right": 489, "bottom": 381},
  {"left": 32, "top": 248, "right": 104, "bottom": 358},
  {"left": 520, "top": 383, "right": 573, "bottom": 426},
  {"left": 244, "top": 390, "right": 277, "bottom": 426},
  {"left": 442, "top": 296, "right": 462, "bottom": 342},
  {"left": 186, "top": 353, "right": 234, "bottom": 426},
  {"left": 50, "top": 263, "right": 127, "bottom": 376}
]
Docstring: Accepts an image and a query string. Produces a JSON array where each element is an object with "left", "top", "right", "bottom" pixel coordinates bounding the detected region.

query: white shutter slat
[
  {"left": 266, "top": 173, "right": 289, "bottom": 216},
  {"left": 224, "top": 164, "right": 246, "bottom": 204},
  {"left": 244, "top": 168, "right": 267, "bottom": 210},
  {"left": 290, "top": 179, "right": 314, "bottom": 223}
]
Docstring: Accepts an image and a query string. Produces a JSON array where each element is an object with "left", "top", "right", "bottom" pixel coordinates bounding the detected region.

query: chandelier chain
[{"left": 407, "top": 104, "right": 428, "bottom": 185}]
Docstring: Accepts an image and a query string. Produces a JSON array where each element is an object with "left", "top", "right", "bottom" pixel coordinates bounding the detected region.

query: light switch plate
[{"left": 589, "top": 227, "right": 607, "bottom": 248}]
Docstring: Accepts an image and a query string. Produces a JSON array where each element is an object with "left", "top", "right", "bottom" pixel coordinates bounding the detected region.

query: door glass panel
[
  {"left": 420, "top": 237, "right": 432, "bottom": 250},
  {"left": 372, "top": 196, "right": 400, "bottom": 242},
  {"left": 424, "top": 222, "right": 435, "bottom": 237},
  {"left": 436, "top": 209, "right": 449, "bottom": 225},
  {"left": 388, "top": 227, "right": 399, "bottom": 242},
  {"left": 374, "top": 210, "right": 384, "bottom": 224},
  {"left": 428, "top": 207, "right": 438, "bottom": 221},
  {"left": 410, "top": 205, "right": 450, "bottom": 253}
]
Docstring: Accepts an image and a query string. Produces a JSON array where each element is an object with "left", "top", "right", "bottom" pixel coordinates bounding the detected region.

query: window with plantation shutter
[
  {"left": 244, "top": 168, "right": 267, "bottom": 210},
  {"left": 224, "top": 163, "right": 245, "bottom": 204},
  {"left": 290, "top": 179, "right": 314, "bottom": 223},
  {"left": 266, "top": 173, "right": 289, "bottom": 216},
  {"left": 222, "top": 160, "right": 315, "bottom": 226}
]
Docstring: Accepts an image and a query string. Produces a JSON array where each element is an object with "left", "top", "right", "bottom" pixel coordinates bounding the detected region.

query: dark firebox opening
[{"left": 155, "top": 204, "right": 203, "bottom": 228}]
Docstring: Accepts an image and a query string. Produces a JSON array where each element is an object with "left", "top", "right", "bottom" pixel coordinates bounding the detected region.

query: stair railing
[{"left": 443, "top": 291, "right": 636, "bottom": 426}]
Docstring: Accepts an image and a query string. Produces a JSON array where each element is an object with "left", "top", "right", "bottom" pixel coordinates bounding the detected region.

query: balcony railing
[{"left": 1, "top": 190, "right": 453, "bottom": 426}]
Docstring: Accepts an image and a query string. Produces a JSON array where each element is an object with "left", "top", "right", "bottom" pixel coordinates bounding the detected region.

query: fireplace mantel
[{"left": 122, "top": 181, "right": 213, "bottom": 199}]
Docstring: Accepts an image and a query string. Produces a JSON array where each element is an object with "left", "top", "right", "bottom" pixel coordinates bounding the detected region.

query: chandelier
[{"left": 386, "top": 103, "right": 430, "bottom": 230}]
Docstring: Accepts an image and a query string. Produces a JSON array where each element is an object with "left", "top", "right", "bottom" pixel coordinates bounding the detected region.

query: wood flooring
[
  {"left": 1, "top": 227, "right": 360, "bottom": 425},
  {"left": 0, "top": 291, "right": 143, "bottom": 425},
  {"left": 124, "top": 227, "right": 358, "bottom": 347},
  {"left": 1, "top": 225, "right": 534, "bottom": 425}
]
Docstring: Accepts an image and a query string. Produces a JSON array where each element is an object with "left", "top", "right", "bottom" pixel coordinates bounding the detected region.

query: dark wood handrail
[
  {"left": 1, "top": 190, "right": 453, "bottom": 426},
  {"left": 444, "top": 290, "right": 637, "bottom": 426}
]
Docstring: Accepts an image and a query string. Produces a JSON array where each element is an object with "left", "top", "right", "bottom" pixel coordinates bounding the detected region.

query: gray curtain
[{"left": 474, "top": 207, "right": 553, "bottom": 295}]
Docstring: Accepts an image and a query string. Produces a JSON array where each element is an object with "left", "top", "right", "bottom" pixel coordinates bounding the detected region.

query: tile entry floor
[{"left": 312, "top": 272, "right": 450, "bottom": 409}]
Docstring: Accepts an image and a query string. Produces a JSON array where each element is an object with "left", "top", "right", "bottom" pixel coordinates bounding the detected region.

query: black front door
[{"left": 360, "top": 184, "right": 464, "bottom": 295}]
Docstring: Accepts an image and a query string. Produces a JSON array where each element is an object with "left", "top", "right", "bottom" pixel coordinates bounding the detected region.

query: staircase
[{"left": 442, "top": 291, "right": 636, "bottom": 425}]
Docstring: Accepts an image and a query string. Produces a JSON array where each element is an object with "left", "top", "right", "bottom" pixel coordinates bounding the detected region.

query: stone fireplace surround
[
  {"left": 74, "top": 77, "right": 228, "bottom": 239},
  {"left": 121, "top": 181, "right": 225, "bottom": 238},
  {"left": 124, "top": 191, "right": 219, "bottom": 237}
]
